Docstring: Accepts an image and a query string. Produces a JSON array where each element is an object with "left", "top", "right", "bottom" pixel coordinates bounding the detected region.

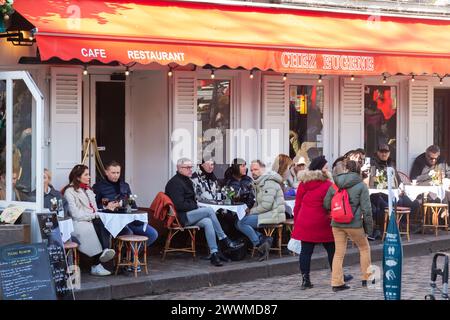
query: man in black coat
[
  {"left": 165, "top": 158, "right": 242, "bottom": 267},
  {"left": 93, "top": 161, "right": 158, "bottom": 248},
  {"left": 410, "top": 145, "right": 450, "bottom": 185}
]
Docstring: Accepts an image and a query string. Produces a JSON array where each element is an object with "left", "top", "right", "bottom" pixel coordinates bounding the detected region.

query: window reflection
[
  {"left": 364, "top": 85, "right": 397, "bottom": 161},
  {"left": 289, "top": 85, "right": 324, "bottom": 163},
  {"left": 197, "top": 79, "right": 231, "bottom": 164},
  {"left": 13, "top": 79, "right": 35, "bottom": 202}
]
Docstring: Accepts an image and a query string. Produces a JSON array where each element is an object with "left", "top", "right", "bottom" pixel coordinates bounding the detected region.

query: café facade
[{"left": 1, "top": 0, "right": 450, "bottom": 241}]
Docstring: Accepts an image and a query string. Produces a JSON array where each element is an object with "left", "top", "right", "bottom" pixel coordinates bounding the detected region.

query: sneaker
[
  {"left": 332, "top": 284, "right": 350, "bottom": 292},
  {"left": 99, "top": 248, "right": 115, "bottom": 263},
  {"left": 90, "top": 264, "right": 111, "bottom": 276},
  {"left": 126, "top": 265, "right": 142, "bottom": 273}
]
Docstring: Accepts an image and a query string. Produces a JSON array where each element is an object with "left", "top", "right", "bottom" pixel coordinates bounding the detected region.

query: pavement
[
  {"left": 72, "top": 232, "right": 450, "bottom": 300},
  {"left": 132, "top": 252, "right": 439, "bottom": 300}
]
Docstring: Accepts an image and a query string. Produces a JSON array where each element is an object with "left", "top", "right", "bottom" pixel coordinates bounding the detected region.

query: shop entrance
[
  {"left": 84, "top": 75, "right": 126, "bottom": 183},
  {"left": 434, "top": 89, "right": 450, "bottom": 162}
]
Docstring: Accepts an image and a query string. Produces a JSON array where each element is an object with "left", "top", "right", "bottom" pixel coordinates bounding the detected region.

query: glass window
[
  {"left": 364, "top": 85, "right": 397, "bottom": 161},
  {"left": 197, "top": 79, "right": 231, "bottom": 164},
  {"left": 12, "top": 79, "right": 36, "bottom": 202},
  {"left": 0, "top": 80, "right": 5, "bottom": 200},
  {"left": 289, "top": 84, "right": 324, "bottom": 162}
]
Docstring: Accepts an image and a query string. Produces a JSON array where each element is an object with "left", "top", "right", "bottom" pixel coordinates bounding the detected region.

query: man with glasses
[
  {"left": 410, "top": 145, "right": 450, "bottom": 185},
  {"left": 165, "top": 158, "right": 243, "bottom": 267}
]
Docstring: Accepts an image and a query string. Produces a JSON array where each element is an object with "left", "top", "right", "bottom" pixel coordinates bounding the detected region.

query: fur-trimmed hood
[{"left": 297, "top": 170, "right": 332, "bottom": 183}]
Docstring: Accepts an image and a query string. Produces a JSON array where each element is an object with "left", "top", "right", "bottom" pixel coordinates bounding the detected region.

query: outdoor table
[
  {"left": 404, "top": 185, "right": 445, "bottom": 201},
  {"left": 58, "top": 218, "right": 74, "bottom": 243},
  {"left": 197, "top": 201, "right": 248, "bottom": 220},
  {"left": 97, "top": 211, "right": 148, "bottom": 238},
  {"left": 285, "top": 200, "right": 295, "bottom": 212}
]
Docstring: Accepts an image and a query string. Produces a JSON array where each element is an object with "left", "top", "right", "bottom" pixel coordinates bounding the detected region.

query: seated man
[
  {"left": 165, "top": 158, "right": 242, "bottom": 267},
  {"left": 410, "top": 145, "right": 450, "bottom": 185},
  {"left": 191, "top": 159, "right": 219, "bottom": 201},
  {"left": 368, "top": 143, "right": 418, "bottom": 239},
  {"left": 93, "top": 161, "right": 158, "bottom": 248},
  {"left": 236, "top": 160, "right": 286, "bottom": 261}
]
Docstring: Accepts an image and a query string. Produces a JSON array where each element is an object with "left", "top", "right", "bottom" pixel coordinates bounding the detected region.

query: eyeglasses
[
  {"left": 181, "top": 166, "right": 193, "bottom": 169},
  {"left": 427, "top": 154, "right": 439, "bottom": 161}
]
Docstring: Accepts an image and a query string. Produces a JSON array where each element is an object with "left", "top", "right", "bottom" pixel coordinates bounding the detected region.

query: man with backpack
[{"left": 324, "top": 160, "right": 373, "bottom": 292}]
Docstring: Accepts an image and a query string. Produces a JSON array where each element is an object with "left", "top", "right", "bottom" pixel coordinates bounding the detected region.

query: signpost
[
  {"left": 383, "top": 167, "right": 403, "bottom": 300},
  {"left": 37, "top": 213, "right": 75, "bottom": 300},
  {"left": 0, "top": 243, "right": 56, "bottom": 300}
]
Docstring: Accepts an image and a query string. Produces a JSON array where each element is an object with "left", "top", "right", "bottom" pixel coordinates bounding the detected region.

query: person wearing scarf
[{"left": 62, "top": 164, "right": 115, "bottom": 276}]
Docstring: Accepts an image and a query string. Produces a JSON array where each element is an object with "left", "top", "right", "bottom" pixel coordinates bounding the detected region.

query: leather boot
[
  {"left": 210, "top": 252, "right": 223, "bottom": 267},
  {"left": 217, "top": 251, "right": 231, "bottom": 262},
  {"left": 301, "top": 274, "right": 313, "bottom": 290}
]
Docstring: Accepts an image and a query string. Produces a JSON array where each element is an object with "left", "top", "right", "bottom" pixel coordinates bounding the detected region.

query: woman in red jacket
[{"left": 292, "top": 156, "right": 346, "bottom": 290}]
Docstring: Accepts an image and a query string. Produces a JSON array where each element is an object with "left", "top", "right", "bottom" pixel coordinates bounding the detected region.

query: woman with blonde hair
[{"left": 272, "top": 154, "right": 295, "bottom": 190}]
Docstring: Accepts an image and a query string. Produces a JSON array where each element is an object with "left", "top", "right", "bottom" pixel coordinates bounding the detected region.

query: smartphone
[{"left": 364, "top": 157, "right": 371, "bottom": 166}]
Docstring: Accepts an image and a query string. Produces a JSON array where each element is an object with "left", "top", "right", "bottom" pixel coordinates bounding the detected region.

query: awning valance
[{"left": 14, "top": 0, "right": 450, "bottom": 75}]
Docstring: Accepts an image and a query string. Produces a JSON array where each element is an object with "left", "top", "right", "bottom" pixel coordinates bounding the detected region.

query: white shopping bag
[{"left": 287, "top": 238, "right": 302, "bottom": 254}]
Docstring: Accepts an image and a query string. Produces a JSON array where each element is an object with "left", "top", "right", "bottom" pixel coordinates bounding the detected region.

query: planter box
[{"left": 0, "top": 224, "right": 31, "bottom": 247}]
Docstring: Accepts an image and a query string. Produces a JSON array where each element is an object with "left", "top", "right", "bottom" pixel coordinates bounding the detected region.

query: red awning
[{"left": 14, "top": 0, "right": 450, "bottom": 75}]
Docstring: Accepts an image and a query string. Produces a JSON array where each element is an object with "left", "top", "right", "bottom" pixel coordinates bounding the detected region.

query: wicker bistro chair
[
  {"left": 251, "top": 224, "right": 283, "bottom": 259},
  {"left": 162, "top": 207, "right": 200, "bottom": 261}
]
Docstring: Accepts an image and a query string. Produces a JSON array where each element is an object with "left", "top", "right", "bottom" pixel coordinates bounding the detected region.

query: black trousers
[
  {"left": 299, "top": 241, "right": 335, "bottom": 275},
  {"left": 92, "top": 218, "right": 112, "bottom": 250}
]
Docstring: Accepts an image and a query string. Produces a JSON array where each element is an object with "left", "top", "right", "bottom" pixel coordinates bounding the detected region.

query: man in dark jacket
[
  {"left": 93, "top": 161, "right": 158, "bottom": 248},
  {"left": 165, "top": 158, "right": 242, "bottom": 267},
  {"left": 368, "top": 143, "right": 418, "bottom": 239},
  {"left": 410, "top": 145, "right": 450, "bottom": 185}
]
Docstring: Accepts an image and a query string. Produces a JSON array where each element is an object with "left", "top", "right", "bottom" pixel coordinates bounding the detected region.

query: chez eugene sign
[{"left": 79, "top": 45, "right": 375, "bottom": 74}]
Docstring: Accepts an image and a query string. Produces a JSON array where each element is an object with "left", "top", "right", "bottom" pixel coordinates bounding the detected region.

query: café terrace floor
[{"left": 74, "top": 231, "right": 450, "bottom": 300}]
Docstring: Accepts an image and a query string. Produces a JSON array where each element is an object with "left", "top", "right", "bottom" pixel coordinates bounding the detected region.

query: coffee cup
[{"left": 412, "top": 179, "right": 417, "bottom": 186}]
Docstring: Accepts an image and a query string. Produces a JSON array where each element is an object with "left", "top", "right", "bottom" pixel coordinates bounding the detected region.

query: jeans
[
  {"left": 92, "top": 218, "right": 112, "bottom": 250},
  {"left": 370, "top": 193, "right": 419, "bottom": 231},
  {"left": 186, "top": 207, "right": 226, "bottom": 254},
  {"left": 332, "top": 227, "right": 371, "bottom": 287},
  {"left": 119, "top": 221, "right": 158, "bottom": 246},
  {"left": 235, "top": 214, "right": 262, "bottom": 246},
  {"left": 299, "top": 241, "right": 335, "bottom": 275}
]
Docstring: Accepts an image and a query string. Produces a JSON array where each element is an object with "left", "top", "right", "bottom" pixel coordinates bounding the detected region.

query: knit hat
[{"left": 309, "top": 155, "right": 327, "bottom": 171}]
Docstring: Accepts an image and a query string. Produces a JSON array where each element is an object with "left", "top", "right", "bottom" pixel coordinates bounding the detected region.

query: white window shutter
[
  {"left": 408, "top": 81, "right": 433, "bottom": 171},
  {"left": 261, "top": 76, "right": 288, "bottom": 167},
  {"left": 50, "top": 68, "right": 82, "bottom": 190},
  {"left": 171, "top": 71, "right": 196, "bottom": 174},
  {"left": 339, "top": 78, "right": 364, "bottom": 155}
]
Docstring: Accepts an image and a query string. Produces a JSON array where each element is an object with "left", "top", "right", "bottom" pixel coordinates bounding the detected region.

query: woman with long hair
[
  {"left": 223, "top": 158, "right": 255, "bottom": 209},
  {"left": 63, "top": 164, "right": 115, "bottom": 276},
  {"left": 272, "top": 154, "right": 295, "bottom": 190},
  {"left": 324, "top": 160, "right": 373, "bottom": 292}
]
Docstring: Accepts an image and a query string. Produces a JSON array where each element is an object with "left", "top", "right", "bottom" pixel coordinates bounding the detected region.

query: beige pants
[{"left": 331, "top": 227, "right": 372, "bottom": 287}]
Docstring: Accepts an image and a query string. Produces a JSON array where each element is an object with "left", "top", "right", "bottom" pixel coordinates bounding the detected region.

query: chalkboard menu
[
  {"left": 37, "top": 213, "right": 74, "bottom": 300},
  {"left": 0, "top": 243, "right": 56, "bottom": 300}
]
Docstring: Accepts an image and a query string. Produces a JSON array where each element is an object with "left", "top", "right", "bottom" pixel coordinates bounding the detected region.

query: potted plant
[{"left": 0, "top": 0, "right": 14, "bottom": 32}]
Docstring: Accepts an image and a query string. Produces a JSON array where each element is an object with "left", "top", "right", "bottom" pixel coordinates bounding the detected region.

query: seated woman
[
  {"left": 62, "top": 164, "right": 115, "bottom": 276},
  {"left": 43, "top": 169, "right": 69, "bottom": 216},
  {"left": 272, "top": 154, "right": 295, "bottom": 191},
  {"left": 223, "top": 158, "right": 255, "bottom": 209}
]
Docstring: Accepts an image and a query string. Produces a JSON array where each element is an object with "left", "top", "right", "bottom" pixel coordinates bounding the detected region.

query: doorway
[
  {"left": 434, "top": 89, "right": 450, "bottom": 162},
  {"left": 85, "top": 75, "right": 126, "bottom": 183}
]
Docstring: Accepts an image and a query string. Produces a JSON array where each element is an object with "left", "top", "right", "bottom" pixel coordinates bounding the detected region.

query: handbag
[{"left": 287, "top": 238, "right": 302, "bottom": 254}]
